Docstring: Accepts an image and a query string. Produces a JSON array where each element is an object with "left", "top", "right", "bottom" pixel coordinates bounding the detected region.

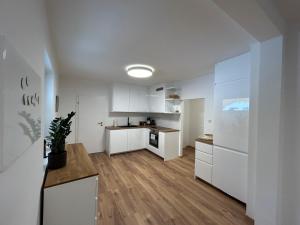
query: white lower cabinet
[
  {"left": 107, "top": 129, "right": 128, "bottom": 155},
  {"left": 195, "top": 142, "right": 248, "bottom": 202},
  {"left": 212, "top": 146, "right": 248, "bottom": 202},
  {"left": 106, "top": 129, "right": 146, "bottom": 155},
  {"left": 159, "top": 132, "right": 180, "bottom": 160},
  {"left": 44, "top": 176, "right": 98, "bottom": 225},
  {"left": 195, "top": 142, "right": 213, "bottom": 184},
  {"left": 195, "top": 159, "right": 212, "bottom": 183},
  {"left": 128, "top": 129, "right": 145, "bottom": 150},
  {"left": 106, "top": 128, "right": 179, "bottom": 160}
]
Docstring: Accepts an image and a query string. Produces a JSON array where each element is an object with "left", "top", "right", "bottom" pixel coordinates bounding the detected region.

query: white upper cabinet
[
  {"left": 111, "top": 83, "right": 130, "bottom": 112},
  {"left": 111, "top": 83, "right": 149, "bottom": 112},
  {"left": 111, "top": 83, "right": 170, "bottom": 113},
  {"left": 129, "top": 86, "right": 149, "bottom": 112},
  {"left": 149, "top": 85, "right": 165, "bottom": 113}
]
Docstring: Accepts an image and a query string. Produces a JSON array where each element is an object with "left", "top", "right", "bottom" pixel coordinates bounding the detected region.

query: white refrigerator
[{"left": 212, "top": 53, "right": 250, "bottom": 203}]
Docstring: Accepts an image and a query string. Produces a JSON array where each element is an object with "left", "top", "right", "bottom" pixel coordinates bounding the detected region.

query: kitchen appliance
[
  {"left": 212, "top": 53, "right": 250, "bottom": 203},
  {"left": 149, "top": 129, "right": 159, "bottom": 148}
]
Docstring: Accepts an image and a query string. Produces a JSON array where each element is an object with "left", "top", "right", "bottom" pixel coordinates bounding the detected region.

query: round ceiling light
[{"left": 125, "top": 64, "right": 155, "bottom": 78}]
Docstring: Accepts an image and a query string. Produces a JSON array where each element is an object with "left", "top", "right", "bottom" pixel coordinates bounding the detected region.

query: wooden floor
[{"left": 90, "top": 147, "right": 254, "bottom": 225}]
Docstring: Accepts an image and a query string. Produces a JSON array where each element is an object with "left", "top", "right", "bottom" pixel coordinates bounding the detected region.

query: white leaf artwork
[{"left": 0, "top": 35, "right": 41, "bottom": 172}]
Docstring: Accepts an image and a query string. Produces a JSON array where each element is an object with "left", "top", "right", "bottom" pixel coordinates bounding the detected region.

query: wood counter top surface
[
  {"left": 44, "top": 143, "right": 98, "bottom": 189},
  {"left": 195, "top": 138, "right": 213, "bottom": 145},
  {"left": 106, "top": 125, "right": 179, "bottom": 133}
]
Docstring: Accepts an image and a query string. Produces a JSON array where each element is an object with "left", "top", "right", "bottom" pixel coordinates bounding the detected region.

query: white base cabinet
[
  {"left": 195, "top": 160, "right": 212, "bottom": 183},
  {"left": 128, "top": 128, "right": 145, "bottom": 151},
  {"left": 44, "top": 176, "right": 98, "bottom": 225},
  {"left": 106, "top": 129, "right": 128, "bottom": 154},
  {"left": 212, "top": 146, "right": 248, "bottom": 202},
  {"left": 106, "top": 128, "right": 179, "bottom": 160},
  {"left": 106, "top": 129, "right": 146, "bottom": 156},
  {"left": 195, "top": 142, "right": 213, "bottom": 184},
  {"left": 159, "top": 132, "right": 180, "bottom": 160},
  {"left": 194, "top": 142, "right": 248, "bottom": 202}
]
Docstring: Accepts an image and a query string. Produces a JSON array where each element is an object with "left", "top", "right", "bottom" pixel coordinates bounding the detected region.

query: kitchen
[{"left": 0, "top": 1, "right": 297, "bottom": 225}]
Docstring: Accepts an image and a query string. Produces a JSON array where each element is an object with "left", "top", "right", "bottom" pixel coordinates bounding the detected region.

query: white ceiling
[
  {"left": 276, "top": 0, "right": 300, "bottom": 24},
  {"left": 46, "top": 0, "right": 255, "bottom": 85}
]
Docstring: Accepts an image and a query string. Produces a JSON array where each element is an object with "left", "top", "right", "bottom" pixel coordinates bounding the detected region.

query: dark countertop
[
  {"left": 106, "top": 125, "right": 179, "bottom": 133},
  {"left": 195, "top": 138, "right": 213, "bottom": 145}
]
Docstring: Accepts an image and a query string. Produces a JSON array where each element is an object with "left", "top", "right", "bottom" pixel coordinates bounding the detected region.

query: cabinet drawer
[
  {"left": 195, "top": 150, "right": 213, "bottom": 164},
  {"left": 195, "top": 159, "right": 212, "bottom": 183},
  {"left": 195, "top": 142, "right": 213, "bottom": 155}
]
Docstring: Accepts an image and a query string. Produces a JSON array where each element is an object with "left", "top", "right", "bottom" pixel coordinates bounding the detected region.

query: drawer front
[
  {"left": 195, "top": 159, "right": 212, "bottom": 183},
  {"left": 195, "top": 150, "right": 213, "bottom": 164},
  {"left": 195, "top": 142, "right": 213, "bottom": 155}
]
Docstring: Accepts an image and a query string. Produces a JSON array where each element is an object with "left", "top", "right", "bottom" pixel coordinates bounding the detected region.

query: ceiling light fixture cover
[{"left": 126, "top": 64, "right": 155, "bottom": 78}]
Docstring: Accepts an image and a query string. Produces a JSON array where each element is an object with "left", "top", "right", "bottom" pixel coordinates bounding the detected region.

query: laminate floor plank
[{"left": 90, "top": 147, "right": 253, "bottom": 225}]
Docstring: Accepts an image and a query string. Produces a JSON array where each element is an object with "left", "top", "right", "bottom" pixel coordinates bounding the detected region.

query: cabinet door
[
  {"left": 195, "top": 159, "right": 212, "bottom": 183},
  {"left": 129, "top": 86, "right": 149, "bottom": 112},
  {"left": 111, "top": 83, "right": 130, "bottom": 112},
  {"left": 44, "top": 176, "right": 98, "bottom": 225},
  {"left": 213, "top": 78, "right": 249, "bottom": 153},
  {"left": 109, "top": 130, "right": 128, "bottom": 154},
  {"left": 128, "top": 129, "right": 144, "bottom": 150},
  {"left": 149, "top": 85, "right": 165, "bottom": 113},
  {"left": 212, "top": 146, "right": 248, "bottom": 202}
]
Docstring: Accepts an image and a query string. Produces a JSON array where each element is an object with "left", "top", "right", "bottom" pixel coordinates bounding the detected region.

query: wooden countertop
[
  {"left": 44, "top": 143, "right": 98, "bottom": 189},
  {"left": 195, "top": 138, "right": 213, "bottom": 145},
  {"left": 106, "top": 125, "right": 179, "bottom": 133}
]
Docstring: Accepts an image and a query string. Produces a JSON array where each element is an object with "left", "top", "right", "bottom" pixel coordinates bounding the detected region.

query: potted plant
[{"left": 46, "top": 111, "right": 76, "bottom": 169}]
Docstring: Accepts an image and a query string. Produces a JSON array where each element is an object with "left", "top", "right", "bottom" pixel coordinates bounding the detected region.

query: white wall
[
  {"left": 58, "top": 76, "right": 146, "bottom": 145},
  {"left": 278, "top": 28, "right": 300, "bottom": 225},
  {"left": 247, "top": 36, "right": 283, "bottom": 225},
  {"left": 176, "top": 74, "right": 214, "bottom": 134},
  {"left": 0, "top": 0, "right": 57, "bottom": 225},
  {"left": 44, "top": 65, "right": 58, "bottom": 137}
]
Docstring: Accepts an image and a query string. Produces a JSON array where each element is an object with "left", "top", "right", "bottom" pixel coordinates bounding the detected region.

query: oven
[{"left": 149, "top": 129, "right": 159, "bottom": 148}]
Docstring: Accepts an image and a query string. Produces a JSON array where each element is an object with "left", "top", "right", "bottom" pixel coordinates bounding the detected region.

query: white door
[{"left": 77, "top": 96, "right": 107, "bottom": 153}]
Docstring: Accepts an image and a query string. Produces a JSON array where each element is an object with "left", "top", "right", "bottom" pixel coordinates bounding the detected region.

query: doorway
[
  {"left": 182, "top": 98, "right": 205, "bottom": 157},
  {"left": 75, "top": 96, "right": 107, "bottom": 153}
]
